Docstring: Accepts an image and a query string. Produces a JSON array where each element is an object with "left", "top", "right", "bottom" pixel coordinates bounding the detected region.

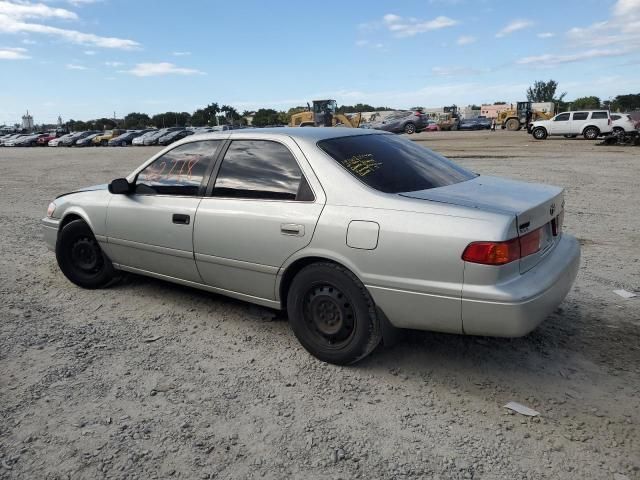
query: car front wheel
[
  {"left": 286, "top": 262, "right": 381, "bottom": 365},
  {"left": 404, "top": 123, "right": 416, "bottom": 134},
  {"left": 56, "top": 219, "right": 117, "bottom": 289},
  {"left": 532, "top": 127, "right": 547, "bottom": 140}
]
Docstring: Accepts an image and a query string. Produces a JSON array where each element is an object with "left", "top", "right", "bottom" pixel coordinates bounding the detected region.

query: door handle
[
  {"left": 172, "top": 213, "right": 190, "bottom": 225},
  {"left": 280, "top": 223, "right": 304, "bottom": 236}
]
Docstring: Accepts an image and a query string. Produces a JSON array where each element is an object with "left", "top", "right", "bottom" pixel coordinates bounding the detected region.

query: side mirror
[{"left": 108, "top": 178, "right": 131, "bottom": 194}]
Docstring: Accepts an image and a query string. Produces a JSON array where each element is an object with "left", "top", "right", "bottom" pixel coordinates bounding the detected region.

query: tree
[
  {"left": 252, "top": 108, "right": 282, "bottom": 127},
  {"left": 570, "top": 96, "right": 601, "bottom": 110},
  {"left": 493, "top": 101, "right": 507, "bottom": 105},
  {"left": 124, "top": 112, "right": 151, "bottom": 129},
  {"left": 609, "top": 93, "right": 640, "bottom": 112},
  {"left": 151, "top": 111, "right": 191, "bottom": 128},
  {"left": 469, "top": 104, "right": 481, "bottom": 110},
  {"left": 526, "top": 79, "right": 566, "bottom": 103},
  {"left": 220, "top": 105, "right": 240, "bottom": 125},
  {"left": 191, "top": 103, "right": 219, "bottom": 126}
]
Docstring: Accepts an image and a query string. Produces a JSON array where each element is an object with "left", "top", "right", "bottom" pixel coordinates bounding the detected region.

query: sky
[{"left": 0, "top": 0, "right": 639, "bottom": 125}]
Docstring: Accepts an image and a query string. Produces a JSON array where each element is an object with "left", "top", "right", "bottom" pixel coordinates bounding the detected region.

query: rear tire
[
  {"left": 404, "top": 123, "right": 416, "bottom": 134},
  {"left": 532, "top": 127, "right": 547, "bottom": 140},
  {"left": 101, "top": 139, "right": 108, "bottom": 146},
  {"left": 56, "top": 219, "right": 117, "bottom": 289},
  {"left": 613, "top": 127, "right": 625, "bottom": 134},
  {"left": 505, "top": 118, "right": 521, "bottom": 131},
  {"left": 286, "top": 262, "right": 381, "bottom": 365},
  {"left": 583, "top": 126, "right": 599, "bottom": 140}
]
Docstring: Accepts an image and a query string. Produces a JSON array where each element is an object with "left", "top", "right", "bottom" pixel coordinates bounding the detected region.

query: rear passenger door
[{"left": 193, "top": 137, "right": 325, "bottom": 301}]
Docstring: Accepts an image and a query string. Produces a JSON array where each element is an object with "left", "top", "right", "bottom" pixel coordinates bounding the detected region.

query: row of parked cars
[
  {"left": 362, "top": 110, "right": 494, "bottom": 134},
  {"left": 0, "top": 126, "right": 230, "bottom": 148}
]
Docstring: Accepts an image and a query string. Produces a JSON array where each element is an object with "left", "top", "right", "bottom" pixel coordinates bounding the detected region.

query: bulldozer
[
  {"left": 289, "top": 99, "right": 362, "bottom": 128},
  {"left": 497, "top": 101, "right": 554, "bottom": 131}
]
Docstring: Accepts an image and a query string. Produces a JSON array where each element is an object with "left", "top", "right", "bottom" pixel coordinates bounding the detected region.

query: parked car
[
  {"left": 60, "top": 131, "right": 99, "bottom": 147},
  {"left": 36, "top": 131, "right": 61, "bottom": 146},
  {"left": 457, "top": 119, "right": 487, "bottom": 131},
  {"left": 423, "top": 120, "right": 440, "bottom": 132},
  {"left": 75, "top": 133, "right": 103, "bottom": 147},
  {"left": 49, "top": 133, "right": 75, "bottom": 147},
  {"left": 108, "top": 129, "right": 153, "bottom": 147},
  {"left": 530, "top": 111, "right": 612, "bottom": 140},
  {"left": 0, "top": 133, "right": 27, "bottom": 146},
  {"left": 5, "top": 132, "right": 46, "bottom": 147},
  {"left": 157, "top": 129, "right": 194, "bottom": 146},
  {"left": 92, "top": 129, "right": 126, "bottom": 146},
  {"left": 143, "top": 127, "right": 184, "bottom": 146},
  {"left": 42, "top": 128, "right": 580, "bottom": 365},
  {"left": 132, "top": 130, "right": 159, "bottom": 146},
  {"left": 368, "top": 111, "right": 427, "bottom": 134},
  {"left": 610, "top": 113, "right": 637, "bottom": 134}
]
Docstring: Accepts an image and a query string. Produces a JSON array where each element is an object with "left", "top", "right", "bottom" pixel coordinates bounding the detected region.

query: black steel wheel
[
  {"left": 404, "top": 122, "right": 416, "bottom": 134},
  {"left": 287, "top": 262, "right": 381, "bottom": 365},
  {"left": 56, "top": 219, "right": 117, "bottom": 289}
]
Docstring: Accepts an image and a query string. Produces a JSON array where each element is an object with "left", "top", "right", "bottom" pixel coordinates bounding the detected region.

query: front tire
[
  {"left": 583, "top": 126, "right": 600, "bottom": 140},
  {"left": 505, "top": 118, "right": 521, "bottom": 131},
  {"left": 532, "top": 127, "right": 547, "bottom": 140},
  {"left": 286, "top": 263, "right": 381, "bottom": 365},
  {"left": 56, "top": 219, "right": 116, "bottom": 289},
  {"left": 404, "top": 123, "right": 416, "bottom": 134}
]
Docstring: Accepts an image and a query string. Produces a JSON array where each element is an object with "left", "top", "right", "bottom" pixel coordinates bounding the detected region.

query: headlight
[{"left": 47, "top": 202, "right": 56, "bottom": 217}]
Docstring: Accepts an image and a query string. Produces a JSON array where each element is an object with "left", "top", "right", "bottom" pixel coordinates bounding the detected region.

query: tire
[
  {"left": 505, "top": 118, "right": 521, "bottom": 131},
  {"left": 101, "top": 139, "right": 108, "bottom": 146},
  {"left": 613, "top": 127, "right": 625, "bottom": 134},
  {"left": 532, "top": 127, "right": 547, "bottom": 140},
  {"left": 55, "top": 219, "right": 117, "bottom": 289},
  {"left": 563, "top": 135, "right": 577, "bottom": 138},
  {"left": 286, "top": 262, "right": 381, "bottom": 365},
  {"left": 583, "top": 126, "right": 599, "bottom": 140},
  {"left": 404, "top": 122, "right": 416, "bottom": 134}
]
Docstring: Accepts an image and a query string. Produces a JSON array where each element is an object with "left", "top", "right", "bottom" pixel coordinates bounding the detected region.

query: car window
[
  {"left": 591, "top": 112, "right": 609, "bottom": 119},
  {"left": 611, "top": 115, "right": 621, "bottom": 120},
  {"left": 135, "top": 140, "right": 221, "bottom": 196},
  {"left": 318, "top": 133, "right": 475, "bottom": 194},
  {"left": 554, "top": 113, "right": 571, "bottom": 121},
  {"left": 212, "top": 140, "right": 312, "bottom": 201},
  {"left": 572, "top": 112, "right": 588, "bottom": 120}
]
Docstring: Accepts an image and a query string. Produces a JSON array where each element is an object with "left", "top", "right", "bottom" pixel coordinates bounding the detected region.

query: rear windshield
[{"left": 318, "top": 134, "right": 475, "bottom": 193}]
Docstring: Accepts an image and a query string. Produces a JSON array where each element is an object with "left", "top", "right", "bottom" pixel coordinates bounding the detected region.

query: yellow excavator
[
  {"left": 497, "top": 101, "right": 554, "bottom": 131},
  {"left": 289, "top": 99, "right": 362, "bottom": 128}
]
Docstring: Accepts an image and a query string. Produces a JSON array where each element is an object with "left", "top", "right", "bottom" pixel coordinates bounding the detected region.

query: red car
[
  {"left": 37, "top": 131, "right": 67, "bottom": 146},
  {"left": 424, "top": 120, "right": 440, "bottom": 132}
]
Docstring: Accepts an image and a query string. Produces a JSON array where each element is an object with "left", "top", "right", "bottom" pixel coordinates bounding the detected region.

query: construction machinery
[
  {"left": 497, "top": 101, "right": 554, "bottom": 131},
  {"left": 436, "top": 105, "right": 460, "bottom": 131},
  {"left": 289, "top": 100, "right": 362, "bottom": 128}
]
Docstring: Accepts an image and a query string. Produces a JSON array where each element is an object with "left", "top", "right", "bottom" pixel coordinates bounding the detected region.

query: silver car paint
[{"left": 43, "top": 128, "right": 580, "bottom": 337}]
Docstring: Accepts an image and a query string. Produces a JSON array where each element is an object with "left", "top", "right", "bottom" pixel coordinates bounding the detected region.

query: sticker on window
[{"left": 341, "top": 154, "right": 382, "bottom": 177}]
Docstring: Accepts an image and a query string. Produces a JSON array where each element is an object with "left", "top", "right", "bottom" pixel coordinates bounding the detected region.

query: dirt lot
[{"left": 1, "top": 130, "right": 639, "bottom": 480}]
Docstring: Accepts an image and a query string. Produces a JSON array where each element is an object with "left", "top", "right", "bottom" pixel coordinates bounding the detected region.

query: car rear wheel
[
  {"left": 286, "top": 262, "right": 381, "bottom": 365},
  {"left": 613, "top": 127, "right": 625, "bottom": 134},
  {"left": 505, "top": 118, "right": 521, "bottom": 131},
  {"left": 583, "top": 126, "right": 600, "bottom": 140},
  {"left": 532, "top": 127, "right": 547, "bottom": 140},
  {"left": 404, "top": 123, "right": 416, "bottom": 134},
  {"left": 101, "top": 139, "right": 108, "bottom": 146},
  {"left": 56, "top": 219, "right": 117, "bottom": 289}
]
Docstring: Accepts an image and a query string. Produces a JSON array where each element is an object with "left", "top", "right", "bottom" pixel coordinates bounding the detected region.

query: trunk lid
[{"left": 400, "top": 175, "right": 565, "bottom": 272}]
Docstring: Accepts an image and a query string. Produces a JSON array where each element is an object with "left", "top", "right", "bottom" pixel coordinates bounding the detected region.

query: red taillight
[
  {"left": 462, "top": 227, "right": 543, "bottom": 265},
  {"left": 415, "top": 112, "right": 422, "bottom": 117}
]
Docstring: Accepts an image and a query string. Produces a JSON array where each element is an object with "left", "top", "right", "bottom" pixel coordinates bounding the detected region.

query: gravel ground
[{"left": 0, "top": 130, "right": 638, "bottom": 480}]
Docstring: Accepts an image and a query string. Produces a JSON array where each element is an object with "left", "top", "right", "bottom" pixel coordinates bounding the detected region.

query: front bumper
[
  {"left": 461, "top": 234, "right": 581, "bottom": 337},
  {"left": 41, "top": 217, "right": 60, "bottom": 251}
]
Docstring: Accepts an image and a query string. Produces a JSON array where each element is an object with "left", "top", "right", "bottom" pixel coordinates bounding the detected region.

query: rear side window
[
  {"left": 213, "top": 140, "right": 312, "bottom": 201},
  {"left": 554, "top": 113, "right": 571, "bottom": 121},
  {"left": 135, "top": 140, "right": 221, "bottom": 196},
  {"left": 611, "top": 115, "right": 621, "bottom": 120},
  {"left": 318, "top": 134, "right": 475, "bottom": 194},
  {"left": 572, "top": 112, "right": 588, "bottom": 120},
  {"left": 591, "top": 112, "right": 609, "bottom": 119}
]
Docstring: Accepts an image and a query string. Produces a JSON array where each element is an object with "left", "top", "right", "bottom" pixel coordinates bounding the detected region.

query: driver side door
[{"left": 548, "top": 112, "right": 571, "bottom": 135}]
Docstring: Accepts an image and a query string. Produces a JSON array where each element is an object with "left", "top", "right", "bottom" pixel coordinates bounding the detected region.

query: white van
[{"left": 530, "top": 111, "right": 612, "bottom": 140}]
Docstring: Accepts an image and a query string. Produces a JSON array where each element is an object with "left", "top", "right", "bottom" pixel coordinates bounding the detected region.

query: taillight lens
[{"left": 462, "top": 227, "right": 543, "bottom": 265}]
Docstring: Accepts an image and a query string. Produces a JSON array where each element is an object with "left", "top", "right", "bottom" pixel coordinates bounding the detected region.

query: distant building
[
  {"left": 461, "top": 106, "right": 481, "bottom": 119},
  {"left": 480, "top": 104, "right": 512, "bottom": 119},
  {"left": 22, "top": 111, "right": 34, "bottom": 130}
]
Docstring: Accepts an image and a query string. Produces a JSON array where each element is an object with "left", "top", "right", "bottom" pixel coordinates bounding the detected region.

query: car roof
[{"left": 187, "top": 126, "right": 385, "bottom": 143}]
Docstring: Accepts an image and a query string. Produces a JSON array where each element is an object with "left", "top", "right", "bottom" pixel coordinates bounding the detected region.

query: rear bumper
[
  {"left": 461, "top": 234, "right": 580, "bottom": 337},
  {"left": 41, "top": 217, "right": 60, "bottom": 251}
]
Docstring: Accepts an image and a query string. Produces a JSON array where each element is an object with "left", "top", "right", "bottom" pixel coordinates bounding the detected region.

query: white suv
[
  {"left": 530, "top": 110, "right": 612, "bottom": 140},
  {"left": 610, "top": 113, "right": 637, "bottom": 133}
]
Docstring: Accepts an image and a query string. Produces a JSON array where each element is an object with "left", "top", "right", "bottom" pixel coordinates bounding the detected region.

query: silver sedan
[{"left": 42, "top": 128, "right": 580, "bottom": 364}]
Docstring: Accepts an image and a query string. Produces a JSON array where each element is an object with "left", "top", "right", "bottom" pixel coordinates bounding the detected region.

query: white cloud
[
  {"left": 537, "top": 32, "right": 554, "bottom": 38},
  {"left": 456, "top": 35, "right": 476, "bottom": 45},
  {"left": 496, "top": 19, "right": 533, "bottom": 37},
  {"left": 104, "top": 60, "right": 123, "bottom": 67},
  {"left": 66, "top": 63, "right": 87, "bottom": 70},
  {"left": 355, "top": 39, "right": 368, "bottom": 47},
  {"left": 67, "top": 0, "right": 102, "bottom": 5},
  {"left": 124, "top": 62, "right": 204, "bottom": 77},
  {"left": 172, "top": 51, "right": 191, "bottom": 56},
  {"left": 613, "top": 0, "right": 640, "bottom": 16},
  {"left": 0, "top": 46, "right": 29, "bottom": 59},
  {"left": 0, "top": 0, "right": 140, "bottom": 49},
  {"left": 21, "top": 37, "right": 36, "bottom": 44},
  {"left": 0, "top": 1, "right": 77, "bottom": 20},
  {"left": 383, "top": 13, "right": 458, "bottom": 37},
  {"left": 517, "top": 48, "right": 625, "bottom": 66},
  {"left": 83, "top": 49, "right": 95, "bottom": 55}
]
